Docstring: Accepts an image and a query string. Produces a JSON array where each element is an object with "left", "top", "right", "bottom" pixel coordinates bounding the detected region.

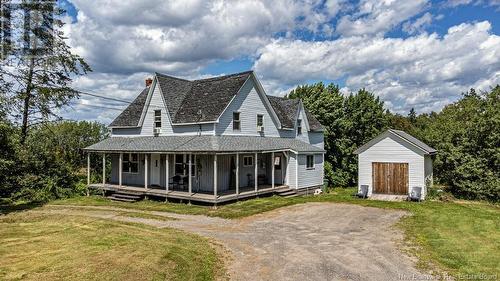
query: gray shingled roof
[
  {"left": 267, "top": 95, "right": 299, "bottom": 129},
  {"left": 172, "top": 71, "right": 252, "bottom": 123},
  {"left": 390, "top": 129, "right": 437, "bottom": 154},
  {"left": 109, "top": 87, "right": 149, "bottom": 127},
  {"left": 266, "top": 95, "right": 323, "bottom": 131},
  {"left": 85, "top": 135, "right": 325, "bottom": 153},
  {"left": 109, "top": 71, "right": 324, "bottom": 131},
  {"left": 354, "top": 129, "right": 437, "bottom": 155}
]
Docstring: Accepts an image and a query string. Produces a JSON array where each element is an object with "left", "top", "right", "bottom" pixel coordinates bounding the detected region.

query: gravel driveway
[{"left": 45, "top": 203, "right": 424, "bottom": 281}]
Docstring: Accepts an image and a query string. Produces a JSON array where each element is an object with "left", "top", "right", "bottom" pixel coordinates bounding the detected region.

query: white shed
[{"left": 354, "top": 129, "right": 437, "bottom": 200}]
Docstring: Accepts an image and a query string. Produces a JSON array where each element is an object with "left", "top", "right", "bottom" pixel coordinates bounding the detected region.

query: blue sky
[{"left": 57, "top": 0, "right": 500, "bottom": 124}]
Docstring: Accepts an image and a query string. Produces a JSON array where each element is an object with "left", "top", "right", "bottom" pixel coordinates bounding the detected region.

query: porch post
[
  {"left": 102, "top": 153, "right": 105, "bottom": 185},
  {"left": 214, "top": 154, "right": 218, "bottom": 197},
  {"left": 188, "top": 154, "right": 192, "bottom": 195},
  {"left": 235, "top": 153, "right": 239, "bottom": 195},
  {"left": 254, "top": 152, "right": 258, "bottom": 192},
  {"left": 144, "top": 154, "right": 148, "bottom": 189},
  {"left": 119, "top": 153, "right": 123, "bottom": 187},
  {"left": 87, "top": 153, "right": 90, "bottom": 196},
  {"left": 165, "top": 154, "right": 169, "bottom": 192},
  {"left": 272, "top": 152, "right": 275, "bottom": 189}
]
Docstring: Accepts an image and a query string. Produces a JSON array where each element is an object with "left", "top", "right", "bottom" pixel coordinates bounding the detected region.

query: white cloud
[
  {"left": 65, "top": 0, "right": 338, "bottom": 75},
  {"left": 335, "top": 0, "right": 429, "bottom": 36},
  {"left": 402, "top": 12, "right": 433, "bottom": 35},
  {"left": 254, "top": 21, "right": 500, "bottom": 113}
]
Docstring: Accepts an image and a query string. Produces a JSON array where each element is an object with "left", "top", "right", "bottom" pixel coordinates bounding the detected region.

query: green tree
[
  {"left": 0, "top": 1, "right": 91, "bottom": 144},
  {"left": 412, "top": 87, "right": 500, "bottom": 201},
  {"left": 289, "top": 84, "right": 387, "bottom": 186}
]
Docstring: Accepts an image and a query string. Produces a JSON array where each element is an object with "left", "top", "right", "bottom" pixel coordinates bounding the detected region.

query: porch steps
[
  {"left": 107, "top": 192, "right": 143, "bottom": 203},
  {"left": 275, "top": 188, "right": 298, "bottom": 198}
]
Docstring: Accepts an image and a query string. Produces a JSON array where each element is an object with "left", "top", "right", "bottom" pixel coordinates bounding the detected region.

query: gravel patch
[{"left": 45, "top": 203, "right": 425, "bottom": 281}]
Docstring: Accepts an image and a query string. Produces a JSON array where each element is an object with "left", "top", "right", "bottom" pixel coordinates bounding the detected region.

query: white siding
[
  {"left": 295, "top": 105, "right": 310, "bottom": 144},
  {"left": 111, "top": 127, "right": 141, "bottom": 136},
  {"left": 139, "top": 81, "right": 173, "bottom": 136},
  {"left": 297, "top": 153, "right": 324, "bottom": 189},
  {"left": 287, "top": 153, "right": 297, "bottom": 188},
  {"left": 172, "top": 124, "right": 214, "bottom": 135},
  {"left": 216, "top": 78, "right": 281, "bottom": 136},
  {"left": 308, "top": 132, "right": 324, "bottom": 149},
  {"left": 357, "top": 135, "right": 426, "bottom": 199}
]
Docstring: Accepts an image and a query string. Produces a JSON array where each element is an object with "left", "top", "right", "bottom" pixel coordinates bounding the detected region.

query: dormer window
[
  {"left": 154, "top": 110, "right": 161, "bottom": 128},
  {"left": 233, "top": 112, "right": 240, "bottom": 131},
  {"left": 297, "top": 119, "right": 302, "bottom": 135},
  {"left": 257, "top": 114, "right": 263, "bottom": 127}
]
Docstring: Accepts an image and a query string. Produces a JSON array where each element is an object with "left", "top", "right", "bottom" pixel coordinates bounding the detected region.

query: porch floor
[{"left": 88, "top": 183, "right": 290, "bottom": 204}]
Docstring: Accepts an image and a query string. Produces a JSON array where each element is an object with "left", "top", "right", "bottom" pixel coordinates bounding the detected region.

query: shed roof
[
  {"left": 85, "top": 135, "right": 325, "bottom": 153},
  {"left": 353, "top": 129, "right": 437, "bottom": 155}
]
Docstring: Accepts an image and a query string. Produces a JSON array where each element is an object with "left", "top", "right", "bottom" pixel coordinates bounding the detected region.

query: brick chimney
[{"left": 145, "top": 78, "right": 153, "bottom": 87}]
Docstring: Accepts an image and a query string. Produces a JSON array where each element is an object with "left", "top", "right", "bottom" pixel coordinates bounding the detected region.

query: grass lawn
[
  {"left": 49, "top": 189, "right": 500, "bottom": 279},
  {"left": 0, "top": 211, "right": 223, "bottom": 281}
]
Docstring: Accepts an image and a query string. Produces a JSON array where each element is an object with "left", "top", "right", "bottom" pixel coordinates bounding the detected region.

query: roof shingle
[
  {"left": 109, "top": 87, "right": 149, "bottom": 127},
  {"left": 85, "top": 135, "right": 325, "bottom": 153}
]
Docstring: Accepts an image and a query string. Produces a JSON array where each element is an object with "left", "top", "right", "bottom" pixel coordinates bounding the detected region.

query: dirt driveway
[{"left": 44, "top": 203, "right": 425, "bottom": 281}]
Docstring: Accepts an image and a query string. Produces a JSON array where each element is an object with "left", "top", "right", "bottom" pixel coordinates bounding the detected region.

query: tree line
[{"left": 290, "top": 84, "right": 499, "bottom": 201}]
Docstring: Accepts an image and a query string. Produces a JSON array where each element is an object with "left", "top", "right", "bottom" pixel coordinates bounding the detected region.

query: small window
[
  {"left": 233, "top": 112, "right": 240, "bottom": 130},
  {"left": 257, "top": 114, "right": 264, "bottom": 127},
  {"left": 154, "top": 110, "right": 161, "bottom": 128},
  {"left": 297, "top": 119, "right": 302, "bottom": 135},
  {"left": 306, "top": 155, "right": 314, "bottom": 169},
  {"left": 243, "top": 156, "right": 254, "bottom": 167},
  {"left": 274, "top": 156, "right": 281, "bottom": 170},
  {"left": 123, "top": 153, "right": 139, "bottom": 173}
]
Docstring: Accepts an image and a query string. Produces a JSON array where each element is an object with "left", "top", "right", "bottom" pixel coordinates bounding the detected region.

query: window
[
  {"left": 297, "top": 119, "right": 302, "bottom": 135},
  {"left": 174, "top": 154, "right": 197, "bottom": 176},
  {"left": 274, "top": 156, "right": 281, "bottom": 170},
  {"left": 243, "top": 156, "right": 254, "bottom": 167},
  {"left": 175, "top": 154, "right": 184, "bottom": 175},
  {"left": 154, "top": 110, "right": 161, "bottom": 128},
  {"left": 233, "top": 112, "right": 240, "bottom": 130},
  {"left": 123, "top": 153, "right": 139, "bottom": 173},
  {"left": 306, "top": 155, "right": 314, "bottom": 169},
  {"left": 257, "top": 114, "right": 264, "bottom": 127}
]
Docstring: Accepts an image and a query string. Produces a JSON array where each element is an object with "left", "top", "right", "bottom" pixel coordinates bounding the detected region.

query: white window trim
[
  {"left": 306, "top": 154, "right": 315, "bottom": 170},
  {"left": 123, "top": 153, "right": 139, "bottom": 174},
  {"left": 154, "top": 110, "right": 162, "bottom": 128},
  {"left": 243, "top": 155, "right": 254, "bottom": 167},
  {"left": 257, "top": 114, "right": 264, "bottom": 128},
  {"left": 297, "top": 119, "right": 302, "bottom": 136},
  {"left": 233, "top": 112, "right": 241, "bottom": 131}
]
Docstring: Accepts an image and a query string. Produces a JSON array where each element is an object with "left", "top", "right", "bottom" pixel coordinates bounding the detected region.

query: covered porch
[
  {"left": 88, "top": 182, "right": 289, "bottom": 204},
  {"left": 86, "top": 150, "right": 289, "bottom": 204}
]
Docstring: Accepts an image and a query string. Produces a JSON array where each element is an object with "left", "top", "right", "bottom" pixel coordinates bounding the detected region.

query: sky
[{"left": 57, "top": 0, "right": 500, "bottom": 125}]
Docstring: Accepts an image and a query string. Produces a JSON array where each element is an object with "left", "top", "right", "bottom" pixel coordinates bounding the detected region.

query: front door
[
  {"left": 274, "top": 155, "right": 283, "bottom": 185},
  {"left": 151, "top": 154, "right": 161, "bottom": 186},
  {"left": 372, "top": 162, "right": 408, "bottom": 195}
]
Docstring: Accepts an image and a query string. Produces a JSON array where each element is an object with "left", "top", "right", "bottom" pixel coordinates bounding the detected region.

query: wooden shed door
[{"left": 372, "top": 162, "right": 408, "bottom": 195}]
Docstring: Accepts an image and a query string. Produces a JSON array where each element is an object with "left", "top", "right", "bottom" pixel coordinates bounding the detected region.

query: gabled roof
[
  {"left": 110, "top": 71, "right": 252, "bottom": 127},
  {"left": 109, "top": 87, "right": 149, "bottom": 127},
  {"left": 266, "top": 95, "right": 323, "bottom": 131},
  {"left": 354, "top": 129, "right": 437, "bottom": 155},
  {"left": 267, "top": 95, "right": 300, "bottom": 129},
  {"left": 172, "top": 71, "right": 252, "bottom": 123},
  {"left": 108, "top": 71, "right": 323, "bottom": 132},
  {"left": 85, "top": 135, "right": 325, "bottom": 153}
]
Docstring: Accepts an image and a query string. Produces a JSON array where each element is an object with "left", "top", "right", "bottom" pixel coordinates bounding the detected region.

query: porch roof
[{"left": 84, "top": 135, "right": 325, "bottom": 154}]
